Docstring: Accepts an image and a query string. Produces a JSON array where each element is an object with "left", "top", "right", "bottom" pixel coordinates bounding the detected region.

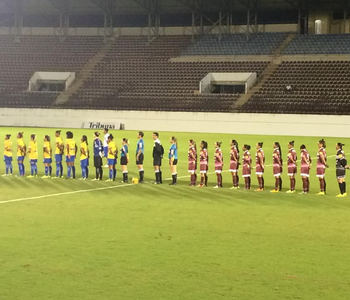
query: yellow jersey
[
  {"left": 66, "top": 138, "right": 76, "bottom": 156},
  {"left": 108, "top": 141, "right": 117, "bottom": 159},
  {"left": 4, "top": 140, "right": 13, "bottom": 157},
  {"left": 80, "top": 142, "right": 88, "bottom": 161},
  {"left": 17, "top": 138, "right": 26, "bottom": 157},
  {"left": 28, "top": 141, "right": 38, "bottom": 160},
  {"left": 43, "top": 141, "right": 52, "bottom": 159},
  {"left": 55, "top": 137, "right": 63, "bottom": 155}
]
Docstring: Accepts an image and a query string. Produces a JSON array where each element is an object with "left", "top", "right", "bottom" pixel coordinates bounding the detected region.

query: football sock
[
  {"left": 45, "top": 166, "right": 48, "bottom": 176},
  {"left": 72, "top": 166, "right": 76, "bottom": 179}
]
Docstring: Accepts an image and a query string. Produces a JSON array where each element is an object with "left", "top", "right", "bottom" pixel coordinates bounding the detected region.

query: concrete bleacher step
[
  {"left": 272, "top": 33, "right": 296, "bottom": 57},
  {"left": 53, "top": 41, "right": 114, "bottom": 105}
]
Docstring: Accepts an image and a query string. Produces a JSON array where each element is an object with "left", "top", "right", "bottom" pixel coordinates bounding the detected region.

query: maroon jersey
[
  {"left": 317, "top": 147, "right": 327, "bottom": 166},
  {"left": 230, "top": 147, "right": 239, "bottom": 162},
  {"left": 200, "top": 148, "right": 208, "bottom": 165},
  {"left": 272, "top": 148, "right": 281, "bottom": 165},
  {"left": 188, "top": 146, "right": 197, "bottom": 163},
  {"left": 243, "top": 150, "right": 252, "bottom": 166},
  {"left": 255, "top": 148, "right": 265, "bottom": 167},
  {"left": 287, "top": 148, "right": 297, "bottom": 165},
  {"left": 214, "top": 148, "right": 223, "bottom": 166},
  {"left": 301, "top": 149, "right": 311, "bottom": 167}
]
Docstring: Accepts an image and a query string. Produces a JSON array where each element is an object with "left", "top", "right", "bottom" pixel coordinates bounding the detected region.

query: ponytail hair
[
  {"left": 82, "top": 135, "right": 88, "bottom": 145},
  {"left": 31, "top": 134, "right": 36, "bottom": 140},
  {"left": 45, "top": 135, "right": 50, "bottom": 142},
  {"left": 258, "top": 142, "right": 263, "bottom": 148},
  {"left": 18, "top": 132, "right": 24, "bottom": 138},
  {"left": 66, "top": 131, "right": 73, "bottom": 139},
  {"left": 232, "top": 139, "right": 239, "bottom": 153},
  {"left": 123, "top": 138, "right": 129, "bottom": 146},
  {"left": 171, "top": 136, "right": 178, "bottom": 149},
  {"left": 216, "top": 141, "right": 222, "bottom": 148},
  {"left": 109, "top": 134, "right": 114, "bottom": 140},
  {"left": 319, "top": 139, "right": 326, "bottom": 148},
  {"left": 289, "top": 140, "right": 295, "bottom": 147},
  {"left": 201, "top": 140, "right": 208, "bottom": 149},
  {"left": 337, "top": 142, "right": 345, "bottom": 149},
  {"left": 300, "top": 144, "right": 306, "bottom": 150},
  {"left": 275, "top": 142, "right": 282, "bottom": 164},
  {"left": 244, "top": 144, "right": 251, "bottom": 151},
  {"left": 189, "top": 139, "right": 197, "bottom": 152},
  {"left": 5, "top": 134, "right": 11, "bottom": 139}
]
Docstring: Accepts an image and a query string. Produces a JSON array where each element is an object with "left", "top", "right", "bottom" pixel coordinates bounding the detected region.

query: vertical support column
[
  {"left": 246, "top": 8, "right": 250, "bottom": 41},
  {"left": 344, "top": 9, "right": 347, "bottom": 34},
  {"left": 219, "top": 10, "right": 222, "bottom": 44},
  {"left": 14, "top": 0, "right": 23, "bottom": 42}
]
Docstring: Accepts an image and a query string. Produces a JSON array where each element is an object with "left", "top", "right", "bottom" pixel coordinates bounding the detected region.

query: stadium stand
[
  {"left": 0, "top": 35, "right": 104, "bottom": 108},
  {"left": 182, "top": 33, "right": 289, "bottom": 56},
  {"left": 284, "top": 34, "right": 350, "bottom": 54},
  {"left": 240, "top": 60, "right": 350, "bottom": 115},
  {"left": 63, "top": 35, "right": 269, "bottom": 112}
]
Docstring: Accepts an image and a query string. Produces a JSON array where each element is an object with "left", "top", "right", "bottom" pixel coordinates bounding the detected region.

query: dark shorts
[
  {"left": 316, "top": 166, "right": 326, "bottom": 178},
  {"left": 243, "top": 165, "right": 251, "bottom": 177},
  {"left": 229, "top": 161, "right": 238, "bottom": 172},
  {"left": 336, "top": 169, "right": 346, "bottom": 179},
  {"left": 256, "top": 165, "right": 264, "bottom": 175},
  {"left": 121, "top": 156, "right": 128, "bottom": 166},
  {"left": 188, "top": 162, "right": 197, "bottom": 172},
  {"left": 273, "top": 165, "right": 282, "bottom": 176},
  {"left": 200, "top": 163, "right": 208, "bottom": 173},
  {"left": 287, "top": 165, "right": 297, "bottom": 176},
  {"left": 94, "top": 156, "right": 102, "bottom": 168},
  {"left": 136, "top": 153, "right": 144, "bottom": 165},
  {"left": 169, "top": 159, "right": 178, "bottom": 165},
  {"left": 153, "top": 157, "right": 162, "bottom": 167},
  {"left": 300, "top": 166, "right": 310, "bottom": 177}
]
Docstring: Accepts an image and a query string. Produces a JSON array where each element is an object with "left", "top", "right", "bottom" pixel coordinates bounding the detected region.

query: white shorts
[
  {"left": 300, "top": 173, "right": 310, "bottom": 178},
  {"left": 242, "top": 174, "right": 251, "bottom": 178},
  {"left": 229, "top": 169, "right": 238, "bottom": 172},
  {"left": 256, "top": 172, "right": 264, "bottom": 176},
  {"left": 274, "top": 173, "right": 281, "bottom": 177}
]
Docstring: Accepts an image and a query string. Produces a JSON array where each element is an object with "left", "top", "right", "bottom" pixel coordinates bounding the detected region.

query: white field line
[
  {"left": 164, "top": 153, "right": 343, "bottom": 181},
  {"left": 0, "top": 183, "right": 133, "bottom": 205}
]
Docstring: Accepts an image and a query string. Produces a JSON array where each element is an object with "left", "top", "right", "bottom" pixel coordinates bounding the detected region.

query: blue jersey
[
  {"left": 136, "top": 139, "right": 144, "bottom": 154},
  {"left": 121, "top": 145, "right": 128, "bottom": 157},
  {"left": 93, "top": 138, "right": 103, "bottom": 157},
  {"left": 169, "top": 144, "right": 178, "bottom": 160}
]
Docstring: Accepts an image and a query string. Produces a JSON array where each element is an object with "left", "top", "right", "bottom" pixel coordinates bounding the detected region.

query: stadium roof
[{"left": 0, "top": 0, "right": 348, "bottom": 15}]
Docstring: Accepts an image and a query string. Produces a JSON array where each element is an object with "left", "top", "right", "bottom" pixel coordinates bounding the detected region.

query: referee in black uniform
[{"left": 153, "top": 132, "right": 163, "bottom": 184}]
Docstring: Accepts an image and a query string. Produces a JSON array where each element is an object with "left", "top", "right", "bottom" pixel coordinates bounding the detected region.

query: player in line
[
  {"left": 42, "top": 135, "right": 52, "bottom": 178},
  {"left": 3, "top": 134, "right": 13, "bottom": 176},
  {"left": 271, "top": 142, "right": 282, "bottom": 193},
  {"left": 255, "top": 142, "right": 265, "bottom": 192},
  {"left": 197, "top": 141, "right": 208, "bottom": 188},
  {"left": 316, "top": 139, "right": 328, "bottom": 196},
  {"left": 17, "top": 132, "right": 26, "bottom": 177},
  {"left": 300, "top": 144, "right": 311, "bottom": 194},
  {"left": 214, "top": 142, "right": 223, "bottom": 188},
  {"left": 229, "top": 140, "right": 240, "bottom": 189},
  {"left": 80, "top": 135, "right": 89, "bottom": 180},
  {"left": 169, "top": 137, "right": 178, "bottom": 185},
  {"left": 136, "top": 132, "right": 145, "bottom": 183},
  {"left": 335, "top": 143, "right": 347, "bottom": 197},
  {"left": 93, "top": 132, "right": 103, "bottom": 181},
  {"left": 121, "top": 138, "right": 129, "bottom": 183},
  {"left": 106, "top": 134, "right": 117, "bottom": 182},
  {"left": 286, "top": 141, "right": 297, "bottom": 193},
  {"left": 153, "top": 132, "right": 163, "bottom": 185},
  {"left": 27, "top": 134, "right": 38, "bottom": 178},
  {"left": 54, "top": 130, "right": 64, "bottom": 178},
  {"left": 242, "top": 144, "right": 252, "bottom": 190},
  {"left": 65, "top": 131, "right": 77, "bottom": 179},
  {"left": 188, "top": 139, "right": 197, "bottom": 186}
]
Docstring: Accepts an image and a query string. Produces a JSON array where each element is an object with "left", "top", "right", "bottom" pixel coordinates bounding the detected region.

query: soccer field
[{"left": 1, "top": 127, "right": 350, "bottom": 300}]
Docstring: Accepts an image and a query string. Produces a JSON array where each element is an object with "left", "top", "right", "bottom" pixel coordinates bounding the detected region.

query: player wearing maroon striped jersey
[
  {"left": 242, "top": 144, "right": 252, "bottom": 190},
  {"left": 197, "top": 141, "right": 208, "bottom": 188},
  {"left": 316, "top": 139, "right": 328, "bottom": 195},
  {"left": 213, "top": 142, "right": 223, "bottom": 188},
  {"left": 335, "top": 143, "right": 347, "bottom": 197},
  {"left": 300, "top": 144, "right": 311, "bottom": 194},
  {"left": 229, "top": 139, "right": 240, "bottom": 189},
  {"left": 188, "top": 140, "right": 197, "bottom": 186},
  {"left": 286, "top": 141, "right": 297, "bottom": 193},
  {"left": 271, "top": 142, "right": 283, "bottom": 193},
  {"left": 255, "top": 142, "right": 265, "bottom": 191}
]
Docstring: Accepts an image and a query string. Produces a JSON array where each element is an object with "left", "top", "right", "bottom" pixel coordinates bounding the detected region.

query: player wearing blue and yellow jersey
[
  {"left": 136, "top": 131, "right": 145, "bottom": 183},
  {"left": 80, "top": 135, "right": 89, "bottom": 180},
  {"left": 17, "top": 132, "right": 26, "bottom": 176},
  {"left": 106, "top": 134, "right": 117, "bottom": 181},
  {"left": 54, "top": 130, "right": 64, "bottom": 178},
  {"left": 3, "top": 134, "right": 13, "bottom": 176},
  {"left": 121, "top": 138, "right": 129, "bottom": 183},
  {"left": 42, "top": 135, "right": 52, "bottom": 178},
  {"left": 27, "top": 134, "right": 38, "bottom": 178},
  {"left": 65, "top": 131, "right": 77, "bottom": 179},
  {"left": 169, "top": 136, "right": 178, "bottom": 185}
]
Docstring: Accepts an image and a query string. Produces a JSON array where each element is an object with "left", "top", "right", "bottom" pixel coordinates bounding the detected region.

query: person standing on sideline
[
  {"left": 17, "top": 132, "right": 26, "bottom": 177},
  {"left": 54, "top": 130, "right": 64, "bottom": 178},
  {"left": 300, "top": 144, "right": 311, "bottom": 194},
  {"left": 103, "top": 128, "right": 110, "bottom": 168},
  {"left": 136, "top": 131, "right": 145, "bottom": 183},
  {"left": 188, "top": 139, "right": 197, "bottom": 186},
  {"left": 255, "top": 142, "right": 265, "bottom": 192},
  {"left": 27, "top": 134, "right": 38, "bottom": 178},
  {"left": 42, "top": 135, "right": 52, "bottom": 178},
  {"left": 3, "top": 134, "right": 13, "bottom": 176},
  {"left": 335, "top": 143, "right": 347, "bottom": 197},
  {"left": 107, "top": 134, "right": 117, "bottom": 181},
  {"left": 80, "top": 135, "right": 89, "bottom": 180},
  {"left": 121, "top": 138, "right": 129, "bottom": 183},
  {"left": 316, "top": 139, "right": 328, "bottom": 196},
  {"left": 169, "top": 136, "right": 178, "bottom": 185},
  {"left": 92, "top": 132, "right": 103, "bottom": 181},
  {"left": 153, "top": 132, "right": 164, "bottom": 184}
]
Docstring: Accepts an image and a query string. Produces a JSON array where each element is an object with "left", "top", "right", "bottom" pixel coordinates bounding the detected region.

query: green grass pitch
[{"left": 0, "top": 126, "right": 350, "bottom": 300}]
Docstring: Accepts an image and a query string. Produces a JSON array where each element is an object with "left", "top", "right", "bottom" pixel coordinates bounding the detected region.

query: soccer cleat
[
  {"left": 286, "top": 190, "right": 296, "bottom": 194},
  {"left": 213, "top": 185, "right": 219, "bottom": 189},
  {"left": 255, "top": 188, "right": 264, "bottom": 192},
  {"left": 169, "top": 182, "right": 176, "bottom": 185},
  {"left": 230, "top": 186, "right": 236, "bottom": 189},
  {"left": 41, "top": 175, "right": 49, "bottom": 179},
  {"left": 139, "top": 180, "right": 144, "bottom": 184},
  {"left": 104, "top": 164, "right": 109, "bottom": 168},
  {"left": 336, "top": 194, "right": 345, "bottom": 198},
  {"left": 270, "top": 189, "right": 279, "bottom": 193},
  {"left": 316, "top": 192, "right": 325, "bottom": 196},
  {"left": 2, "top": 174, "right": 8, "bottom": 177},
  {"left": 91, "top": 178, "right": 99, "bottom": 181},
  {"left": 27, "top": 175, "right": 34, "bottom": 178},
  {"left": 344, "top": 193, "right": 347, "bottom": 196},
  {"left": 197, "top": 184, "right": 204, "bottom": 188}
]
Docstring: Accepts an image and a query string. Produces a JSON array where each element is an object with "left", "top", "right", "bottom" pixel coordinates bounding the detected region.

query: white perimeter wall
[{"left": 0, "top": 108, "right": 349, "bottom": 138}]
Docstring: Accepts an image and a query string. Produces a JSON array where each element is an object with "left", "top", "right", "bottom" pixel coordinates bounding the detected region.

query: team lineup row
[{"left": 2, "top": 131, "right": 348, "bottom": 197}]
